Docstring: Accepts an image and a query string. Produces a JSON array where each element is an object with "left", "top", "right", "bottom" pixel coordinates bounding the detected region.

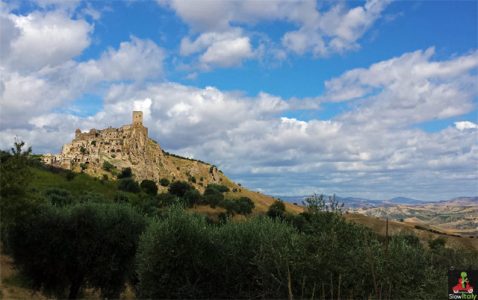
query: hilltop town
[{"left": 42, "top": 111, "right": 222, "bottom": 191}]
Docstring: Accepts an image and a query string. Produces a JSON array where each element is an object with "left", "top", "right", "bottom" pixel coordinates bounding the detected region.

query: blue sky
[{"left": 0, "top": 0, "right": 477, "bottom": 200}]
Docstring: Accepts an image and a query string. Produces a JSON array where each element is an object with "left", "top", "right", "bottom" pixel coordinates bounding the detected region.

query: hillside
[
  {"left": 40, "top": 111, "right": 301, "bottom": 214},
  {"left": 352, "top": 199, "right": 478, "bottom": 237},
  {"left": 344, "top": 213, "right": 478, "bottom": 251}
]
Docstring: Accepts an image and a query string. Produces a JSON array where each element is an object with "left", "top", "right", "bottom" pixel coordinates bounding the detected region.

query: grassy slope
[{"left": 344, "top": 213, "right": 478, "bottom": 251}]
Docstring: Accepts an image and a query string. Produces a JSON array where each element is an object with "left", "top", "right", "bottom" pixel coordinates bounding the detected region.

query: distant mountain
[
  {"left": 277, "top": 195, "right": 383, "bottom": 209},
  {"left": 277, "top": 195, "right": 476, "bottom": 209},
  {"left": 433, "top": 196, "right": 478, "bottom": 206},
  {"left": 384, "top": 197, "right": 425, "bottom": 205}
]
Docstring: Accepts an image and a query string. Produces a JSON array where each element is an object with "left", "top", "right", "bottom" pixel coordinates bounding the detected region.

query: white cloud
[
  {"left": 78, "top": 36, "right": 165, "bottom": 81},
  {"left": 0, "top": 8, "right": 165, "bottom": 129},
  {"left": 160, "top": 0, "right": 391, "bottom": 67},
  {"left": 323, "top": 48, "right": 478, "bottom": 127},
  {"left": 4, "top": 11, "right": 92, "bottom": 72},
  {"left": 455, "top": 121, "right": 478, "bottom": 131},
  {"left": 180, "top": 30, "right": 254, "bottom": 68}
]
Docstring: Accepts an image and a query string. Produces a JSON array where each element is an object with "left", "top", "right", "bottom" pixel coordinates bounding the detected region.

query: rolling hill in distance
[{"left": 279, "top": 195, "right": 478, "bottom": 236}]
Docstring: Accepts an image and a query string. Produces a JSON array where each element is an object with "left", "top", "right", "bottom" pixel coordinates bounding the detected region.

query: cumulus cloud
[
  {"left": 77, "top": 36, "right": 165, "bottom": 82},
  {"left": 180, "top": 30, "right": 254, "bottom": 68},
  {"left": 3, "top": 11, "right": 92, "bottom": 72},
  {"left": 455, "top": 121, "right": 478, "bottom": 131},
  {"left": 159, "top": 0, "right": 391, "bottom": 68},
  {"left": 323, "top": 48, "right": 478, "bottom": 128},
  {"left": 0, "top": 6, "right": 165, "bottom": 129}
]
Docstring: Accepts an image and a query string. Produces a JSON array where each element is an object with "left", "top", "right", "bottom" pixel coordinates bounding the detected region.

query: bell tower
[{"left": 132, "top": 111, "right": 143, "bottom": 125}]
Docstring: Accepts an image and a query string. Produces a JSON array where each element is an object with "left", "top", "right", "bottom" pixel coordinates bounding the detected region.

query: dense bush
[
  {"left": 8, "top": 203, "right": 146, "bottom": 299},
  {"left": 140, "top": 179, "right": 158, "bottom": 195},
  {"left": 136, "top": 208, "right": 297, "bottom": 299},
  {"left": 203, "top": 192, "right": 224, "bottom": 208},
  {"left": 44, "top": 188, "right": 73, "bottom": 207},
  {"left": 117, "top": 167, "right": 132, "bottom": 179},
  {"left": 219, "top": 197, "right": 254, "bottom": 216},
  {"left": 136, "top": 207, "right": 216, "bottom": 299},
  {"left": 183, "top": 189, "right": 202, "bottom": 207},
  {"left": 156, "top": 192, "right": 178, "bottom": 207},
  {"left": 267, "top": 200, "right": 286, "bottom": 219},
  {"left": 118, "top": 178, "right": 141, "bottom": 193},
  {"left": 168, "top": 181, "right": 194, "bottom": 197},
  {"left": 204, "top": 183, "right": 229, "bottom": 194},
  {"left": 102, "top": 161, "right": 115, "bottom": 172},
  {"left": 159, "top": 178, "right": 170, "bottom": 187},
  {"left": 235, "top": 197, "right": 254, "bottom": 215}
]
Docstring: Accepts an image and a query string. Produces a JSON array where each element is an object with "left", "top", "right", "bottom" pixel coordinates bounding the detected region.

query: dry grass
[{"left": 344, "top": 213, "right": 478, "bottom": 251}]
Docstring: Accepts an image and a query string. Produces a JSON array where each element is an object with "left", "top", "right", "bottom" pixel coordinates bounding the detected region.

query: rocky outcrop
[{"left": 42, "top": 111, "right": 221, "bottom": 190}]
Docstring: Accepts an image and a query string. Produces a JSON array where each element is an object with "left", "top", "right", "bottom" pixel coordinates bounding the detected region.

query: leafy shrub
[
  {"left": 183, "top": 189, "right": 202, "bottom": 207},
  {"left": 157, "top": 193, "right": 178, "bottom": 207},
  {"left": 140, "top": 180, "right": 158, "bottom": 195},
  {"left": 44, "top": 188, "right": 73, "bottom": 207},
  {"left": 159, "top": 178, "right": 170, "bottom": 187},
  {"left": 102, "top": 161, "right": 115, "bottom": 172},
  {"left": 205, "top": 184, "right": 229, "bottom": 194},
  {"left": 168, "top": 181, "right": 193, "bottom": 197},
  {"left": 8, "top": 203, "right": 146, "bottom": 299},
  {"left": 267, "top": 200, "right": 286, "bottom": 219},
  {"left": 65, "top": 171, "right": 76, "bottom": 181},
  {"left": 203, "top": 193, "right": 224, "bottom": 208},
  {"left": 117, "top": 167, "right": 132, "bottom": 179},
  {"left": 118, "top": 178, "right": 140, "bottom": 193},
  {"left": 235, "top": 197, "right": 254, "bottom": 215},
  {"left": 114, "top": 192, "right": 130, "bottom": 204},
  {"left": 136, "top": 207, "right": 216, "bottom": 299}
]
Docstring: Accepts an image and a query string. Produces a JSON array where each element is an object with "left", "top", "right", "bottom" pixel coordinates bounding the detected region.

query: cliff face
[{"left": 42, "top": 113, "right": 222, "bottom": 191}]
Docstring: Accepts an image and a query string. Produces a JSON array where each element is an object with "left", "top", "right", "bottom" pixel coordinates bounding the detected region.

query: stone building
[{"left": 42, "top": 110, "right": 221, "bottom": 188}]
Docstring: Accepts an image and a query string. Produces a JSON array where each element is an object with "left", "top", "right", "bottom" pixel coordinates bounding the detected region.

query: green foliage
[
  {"left": 219, "top": 197, "right": 254, "bottom": 216},
  {"left": 65, "top": 170, "right": 76, "bottom": 181},
  {"left": 102, "top": 161, "right": 115, "bottom": 172},
  {"left": 168, "top": 181, "right": 193, "bottom": 197},
  {"left": 7, "top": 203, "right": 146, "bottom": 299},
  {"left": 79, "top": 163, "right": 87, "bottom": 172},
  {"left": 429, "top": 237, "right": 446, "bottom": 250},
  {"left": 44, "top": 188, "right": 73, "bottom": 207},
  {"left": 114, "top": 192, "right": 130, "bottom": 204},
  {"left": 136, "top": 208, "right": 298, "bottom": 299},
  {"left": 203, "top": 192, "right": 224, "bottom": 208},
  {"left": 0, "top": 141, "right": 32, "bottom": 198},
  {"left": 118, "top": 178, "right": 141, "bottom": 193},
  {"left": 267, "top": 200, "right": 286, "bottom": 219},
  {"left": 303, "top": 193, "right": 343, "bottom": 214},
  {"left": 156, "top": 193, "right": 178, "bottom": 207},
  {"left": 183, "top": 189, "right": 202, "bottom": 207},
  {"left": 136, "top": 207, "right": 215, "bottom": 299},
  {"left": 235, "top": 197, "right": 254, "bottom": 215},
  {"left": 140, "top": 180, "right": 158, "bottom": 195},
  {"left": 159, "top": 178, "right": 170, "bottom": 187},
  {"left": 117, "top": 167, "right": 132, "bottom": 179},
  {"left": 205, "top": 183, "right": 229, "bottom": 194},
  {"left": 0, "top": 142, "right": 44, "bottom": 246}
]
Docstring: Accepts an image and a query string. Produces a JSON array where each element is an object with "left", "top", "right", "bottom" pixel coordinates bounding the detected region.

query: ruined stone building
[{"left": 43, "top": 111, "right": 220, "bottom": 186}]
